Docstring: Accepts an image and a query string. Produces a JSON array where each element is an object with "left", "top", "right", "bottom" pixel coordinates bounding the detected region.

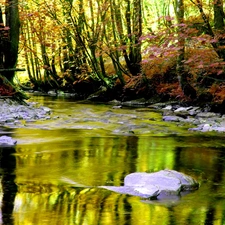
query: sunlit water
[{"left": 1, "top": 95, "right": 225, "bottom": 225}]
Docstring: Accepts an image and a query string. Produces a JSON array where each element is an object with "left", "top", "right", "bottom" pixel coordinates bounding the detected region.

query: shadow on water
[{"left": 0, "top": 146, "right": 17, "bottom": 225}]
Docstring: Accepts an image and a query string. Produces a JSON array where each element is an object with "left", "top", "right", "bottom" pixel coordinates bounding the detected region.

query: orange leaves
[
  {"left": 0, "top": 81, "right": 15, "bottom": 96},
  {"left": 217, "top": 70, "right": 224, "bottom": 75},
  {"left": 156, "top": 82, "right": 186, "bottom": 99},
  {"left": 197, "top": 63, "right": 204, "bottom": 69},
  {"left": 157, "top": 82, "right": 178, "bottom": 94},
  {"left": 140, "top": 16, "right": 225, "bottom": 101},
  {"left": 209, "top": 83, "right": 225, "bottom": 102}
]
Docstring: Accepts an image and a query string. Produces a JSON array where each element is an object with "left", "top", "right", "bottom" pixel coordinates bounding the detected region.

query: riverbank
[
  {"left": 111, "top": 99, "right": 225, "bottom": 133},
  {"left": 0, "top": 97, "right": 51, "bottom": 129},
  {"left": 1, "top": 94, "right": 225, "bottom": 134},
  {"left": 150, "top": 102, "right": 225, "bottom": 132}
]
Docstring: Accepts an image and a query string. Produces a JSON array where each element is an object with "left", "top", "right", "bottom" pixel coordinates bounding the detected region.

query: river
[{"left": 1, "top": 95, "right": 225, "bottom": 225}]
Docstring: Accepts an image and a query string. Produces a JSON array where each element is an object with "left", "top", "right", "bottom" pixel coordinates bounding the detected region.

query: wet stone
[
  {"left": 0, "top": 135, "right": 17, "bottom": 147},
  {"left": 101, "top": 170, "right": 198, "bottom": 200},
  {"left": 196, "top": 112, "right": 219, "bottom": 118},
  {"left": 163, "top": 116, "right": 182, "bottom": 122}
]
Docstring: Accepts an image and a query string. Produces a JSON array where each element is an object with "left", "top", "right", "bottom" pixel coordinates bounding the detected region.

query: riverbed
[{"left": 1, "top": 95, "right": 225, "bottom": 225}]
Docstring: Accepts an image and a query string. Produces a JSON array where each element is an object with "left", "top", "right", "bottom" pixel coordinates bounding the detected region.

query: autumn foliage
[{"left": 11, "top": 0, "right": 225, "bottom": 104}]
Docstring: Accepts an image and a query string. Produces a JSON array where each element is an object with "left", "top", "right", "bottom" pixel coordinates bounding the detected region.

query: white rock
[
  {"left": 162, "top": 105, "right": 173, "bottom": 111},
  {"left": 202, "top": 124, "right": 211, "bottom": 132},
  {"left": 0, "top": 135, "right": 17, "bottom": 146},
  {"left": 101, "top": 170, "right": 198, "bottom": 199}
]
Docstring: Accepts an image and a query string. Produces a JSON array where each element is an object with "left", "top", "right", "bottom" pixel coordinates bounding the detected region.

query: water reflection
[
  {"left": 12, "top": 132, "right": 225, "bottom": 224},
  {"left": 204, "top": 148, "right": 225, "bottom": 225},
  {"left": 2, "top": 96, "right": 225, "bottom": 224},
  {"left": 0, "top": 146, "right": 17, "bottom": 225}
]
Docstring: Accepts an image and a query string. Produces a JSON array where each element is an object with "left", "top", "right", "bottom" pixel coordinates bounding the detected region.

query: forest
[
  {"left": 1, "top": 0, "right": 225, "bottom": 106},
  {"left": 1, "top": 1, "right": 225, "bottom": 224}
]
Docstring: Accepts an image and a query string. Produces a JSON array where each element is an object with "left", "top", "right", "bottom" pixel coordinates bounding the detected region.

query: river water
[{"left": 1, "top": 95, "right": 225, "bottom": 225}]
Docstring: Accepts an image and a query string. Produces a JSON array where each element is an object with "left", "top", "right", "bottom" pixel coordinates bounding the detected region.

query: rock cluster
[
  {"left": 151, "top": 103, "right": 225, "bottom": 132},
  {"left": 110, "top": 99, "right": 225, "bottom": 133},
  {"left": 0, "top": 98, "right": 51, "bottom": 146},
  {"left": 0, "top": 98, "right": 51, "bottom": 128}
]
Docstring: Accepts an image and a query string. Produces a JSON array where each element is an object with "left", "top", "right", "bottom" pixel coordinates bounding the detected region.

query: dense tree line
[{"left": 1, "top": 0, "right": 225, "bottom": 103}]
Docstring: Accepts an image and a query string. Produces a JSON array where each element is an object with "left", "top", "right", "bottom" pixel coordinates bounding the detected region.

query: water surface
[{"left": 1, "top": 96, "right": 225, "bottom": 225}]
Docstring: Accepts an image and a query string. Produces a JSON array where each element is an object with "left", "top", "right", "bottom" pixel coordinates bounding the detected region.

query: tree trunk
[
  {"left": 191, "top": 0, "right": 225, "bottom": 61},
  {"left": 1, "top": 0, "right": 20, "bottom": 82},
  {"left": 214, "top": 0, "right": 225, "bottom": 60},
  {"left": 175, "top": 0, "right": 196, "bottom": 99},
  {"left": 0, "top": 7, "right": 5, "bottom": 69},
  {"left": 124, "top": 0, "right": 142, "bottom": 76},
  {"left": 214, "top": 0, "right": 224, "bottom": 30}
]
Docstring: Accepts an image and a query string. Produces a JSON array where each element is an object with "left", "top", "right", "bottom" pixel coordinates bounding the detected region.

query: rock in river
[
  {"left": 0, "top": 135, "right": 17, "bottom": 147},
  {"left": 101, "top": 169, "right": 199, "bottom": 200},
  {"left": 0, "top": 98, "right": 51, "bottom": 128}
]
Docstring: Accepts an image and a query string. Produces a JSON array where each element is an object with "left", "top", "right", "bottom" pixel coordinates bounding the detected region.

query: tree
[
  {"left": 17, "top": 0, "right": 225, "bottom": 102},
  {"left": 0, "top": 0, "right": 20, "bottom": 82},
  {"left": 214, "top": 0, "right": 224, "bottom": 30},
  {"left": 174, "top": 0, "right": 197, "bottom": 99},
  {"left": 214, "top": 0, "right": 225, "bottom": 60},
  {"left": 123, "top": 0, "right": 143, "bottom": 76}
]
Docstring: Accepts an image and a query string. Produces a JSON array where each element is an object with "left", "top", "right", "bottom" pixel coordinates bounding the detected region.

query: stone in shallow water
[
  {"left": 125, "top": 171, "right": 182, "bottom": 194},
  {"left": 174, "top": 107, "right": 193, "bottom": 117},
  {"left": 0, "top": 135, "right": 17, "bottom": 147},
  {"left": 101, "top": 169, "right": 198, "bottom": 199},
  {"left": 163, "top": 116, "right": 182, "bottom": 122}
]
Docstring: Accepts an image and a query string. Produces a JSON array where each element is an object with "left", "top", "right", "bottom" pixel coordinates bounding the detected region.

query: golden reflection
[
  {"left": 1, "top": 97, "right": 225, "bottom": 224},
  {"left": 8, "top": 132, "right": 225, "bottom": 224}
]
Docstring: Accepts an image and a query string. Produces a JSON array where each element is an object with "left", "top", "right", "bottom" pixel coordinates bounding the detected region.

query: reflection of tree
[
  {"left": 124, "top": 136, "right": 139, "bottom": 174},
  {"left": 204, "top": 206, "right": 215, "bottom": 225},
  {"left": 123, "top": 198, "right": 132, "bottom": 225},
  {"left": 16, "top": 130, "right": 225, "bottom": 224},
  {"left": 204, "top": 149, "right": 225, "bottom": 225},
  {"left": 168, "top": 207, "right": 176, "bottom": 225},
  {"left": 173, "top": 144, "right": 225, "bottom": 224},
  {"left": 0, "top": 147, "right": 17, "bottom": 225},
  {"left": 173, "top": 147, "right": 183, "bottom": 171}
]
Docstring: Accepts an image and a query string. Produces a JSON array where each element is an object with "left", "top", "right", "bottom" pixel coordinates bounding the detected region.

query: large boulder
[{"left": 101, "top": 169, "right": 199, "bottom": 200}]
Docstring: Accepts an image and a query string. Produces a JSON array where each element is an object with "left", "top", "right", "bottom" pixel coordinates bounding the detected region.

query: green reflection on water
[{"left": 1, "top": 96, "right": 225, "bottom": 224}]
